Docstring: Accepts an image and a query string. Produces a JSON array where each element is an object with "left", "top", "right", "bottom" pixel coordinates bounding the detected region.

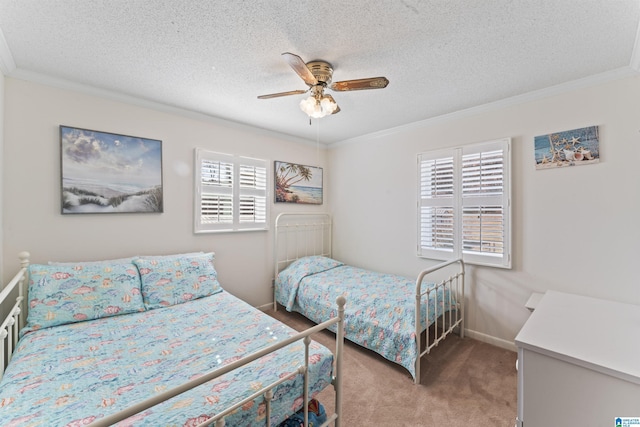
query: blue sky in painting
[{"left": 61, "top": 126, "right": 162, "bottom": 190}]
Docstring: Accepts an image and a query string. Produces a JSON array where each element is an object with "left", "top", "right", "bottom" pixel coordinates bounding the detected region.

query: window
[
  {"left": 195, "top": 149, "right": 268, "bottom": 233},
  {"left": 418, "top": 138, "right": 511, "bottom": 268}
]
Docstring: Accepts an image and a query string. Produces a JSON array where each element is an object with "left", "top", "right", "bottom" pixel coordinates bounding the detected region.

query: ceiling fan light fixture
[{"left": 300, "top": 94, "right": 337, "bottom": 118}]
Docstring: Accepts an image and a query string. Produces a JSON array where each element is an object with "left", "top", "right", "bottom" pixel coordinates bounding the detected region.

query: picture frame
[
  {"left": 274, "top": 161, "right": 323, "bottom": 204},
  {"left": 534, "top": 125, "right": 600, "bottom": 170},
  {"left": 60, "top": 125, "right": 163, "bottom": 214}
]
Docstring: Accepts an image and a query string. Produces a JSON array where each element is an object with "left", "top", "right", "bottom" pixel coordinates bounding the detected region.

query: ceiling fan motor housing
[{"left": 306, "top": 61, "right": 333, "bottom": 86}]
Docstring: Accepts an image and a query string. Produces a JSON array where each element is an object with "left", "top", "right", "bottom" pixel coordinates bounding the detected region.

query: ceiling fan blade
[
  {"left": 257, "top": 89, "right": 307, "bottom": 99},
  {"left": 330, "top": 76, "right": 389, "bottom": 91},
  {"left": 282, "top": 52, "right": 318, "bottom": 86}
]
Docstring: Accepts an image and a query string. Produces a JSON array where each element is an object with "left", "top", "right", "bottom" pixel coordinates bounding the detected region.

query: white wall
[
  {"left": 4, "top": 74, "right": 639, "bottom": 347},
  {"left": 1, "top": 78, "right": 328, "bottom": 307},
  {"left": 328, "top": 75, "right": 640, "bottom": 348},
  {"left": 0, "top": 73, "right": 4, "bottom": 280}
]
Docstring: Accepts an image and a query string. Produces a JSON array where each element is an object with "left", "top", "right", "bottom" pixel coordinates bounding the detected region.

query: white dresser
[{"left": 515, "top": 291, "right": 640, "bottom": 426}]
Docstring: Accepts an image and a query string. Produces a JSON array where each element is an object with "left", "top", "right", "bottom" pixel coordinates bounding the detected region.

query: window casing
[
  {"left": 418, "top": 138, "right": 511, "bottom": 268},
  {"left": 195, "top": 149, "right": 268, "bottom": 233}
]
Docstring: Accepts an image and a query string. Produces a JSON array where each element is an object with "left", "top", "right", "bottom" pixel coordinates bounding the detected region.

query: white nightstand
[{"left": 515, "top": 291, "right": 640, "bottom": 426}]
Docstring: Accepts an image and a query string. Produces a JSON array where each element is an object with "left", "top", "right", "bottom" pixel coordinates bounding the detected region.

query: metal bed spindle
[
  {"left": 303, "top": 336, "right": 311, "bottom": 427},
  {"left": 205, "top": 367, "right": 303, "bottom": 427},
  {"left": 414, "top": 258, "right": 465, "bottom": 383}
]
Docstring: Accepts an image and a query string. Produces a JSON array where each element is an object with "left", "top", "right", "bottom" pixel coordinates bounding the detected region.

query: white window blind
[
  {"left": 195, "top": 149, "right": 268, "bottom": 233},
  {"left": 418, "top": 138, "right": 511, "bottom": 268}
]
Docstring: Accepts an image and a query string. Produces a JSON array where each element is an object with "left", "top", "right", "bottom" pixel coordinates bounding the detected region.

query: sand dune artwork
[{"left": 60, "top": 126, "right": 163, "bottom": 214}]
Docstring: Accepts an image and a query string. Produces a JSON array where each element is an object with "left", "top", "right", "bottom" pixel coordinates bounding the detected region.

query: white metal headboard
[{"left": 274, "top": 212, "right": 332, "bottom": 276}]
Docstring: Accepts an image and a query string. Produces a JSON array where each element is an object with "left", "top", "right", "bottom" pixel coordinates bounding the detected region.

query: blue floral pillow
[
  {"left": 133, "top": 253, "right": 222, "bottom": 310},
  {"left": 25, "top": 262, "right": 145, "bottom": 332}
]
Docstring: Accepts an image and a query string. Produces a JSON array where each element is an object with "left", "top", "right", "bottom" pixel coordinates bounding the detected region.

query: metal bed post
[
  {"left": 415, "top": 290, "right": 421, "bottom": 384},
  {"left": 459, "top": 265, "right": 465, "bottom": 338},
  {"left": 414, "top": 258, "right": 464, "bottom": 385},
  {"left": 303, "top": 336, "right": 311, "bottom": 426},
  {"left": 333, "top": 295, "right": 346, "bottom": 427},
  {"left": 18, "top": 251, "right": 30, "bottom": 331}
]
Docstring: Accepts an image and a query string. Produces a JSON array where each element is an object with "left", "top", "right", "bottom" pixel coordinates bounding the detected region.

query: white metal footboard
[
  {"left": 414, "top": 258, "right": 465, "bottom": 384},
  {"left": 0, "top": 251, "right": 30, "bottom": 380},
  {"left": 88, "top": 296, "right": 346, "bottom": 427}
]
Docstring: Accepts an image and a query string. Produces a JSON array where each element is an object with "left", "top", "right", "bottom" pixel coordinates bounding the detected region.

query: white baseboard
[
  {"left": 464, "top": 328, "right": 517, "bottom": 352},
  {"left": 257, "top": 304, "right": 517, "bottom": 352},
  {"left": 256, "top": 302, "right": 273, "bottom": 312}
]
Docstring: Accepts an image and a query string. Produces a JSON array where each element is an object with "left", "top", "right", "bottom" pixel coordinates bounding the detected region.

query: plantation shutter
[
  {"left": 418, "top": 138, "right": 511, "bottom": 268},
  {"left": 200, "top": 158, "right": 233, "bottom": 226},
  {"left": 195, "top": 149, "right": 269, "bottom": 233},
  {"left": 238, "top": 162, "right": 267, "bottom": 226},
  {"left": 418, "top": 151, "right": 456, "bottom": 258}
]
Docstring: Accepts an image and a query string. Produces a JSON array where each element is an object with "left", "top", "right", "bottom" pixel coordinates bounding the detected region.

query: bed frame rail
[
  {"left": 414, "top": 258, "right": 465, "bottom": 384},
  {"left": 0, "top": 251, "right": 30, "bottom": 380},
  {"left": 88, "top": 295, "right": 346, "bottom": 427}
]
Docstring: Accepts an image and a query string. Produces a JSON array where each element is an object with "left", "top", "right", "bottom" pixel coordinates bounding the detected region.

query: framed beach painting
[
  {"left": 274, "top": 161, "right": 323, "bottom": 204},
  {"left": 534, "top": 125, "right": 600, "bottom": 170},
  {"left": 60, "top": 125, "right": 163, "bottom": 214}
]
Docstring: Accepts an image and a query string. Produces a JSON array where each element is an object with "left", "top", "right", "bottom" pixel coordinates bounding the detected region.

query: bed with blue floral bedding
[
  {"left": 0, "top": 253, "right": 335, "bottom": 427},
  {"left": 275, "top": 256, "right": 456, "bottom": 381}
]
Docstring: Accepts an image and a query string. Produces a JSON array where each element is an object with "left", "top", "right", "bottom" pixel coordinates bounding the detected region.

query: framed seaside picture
[
  {"left": 275, "top": 161, "right": 323, "bottom": 204},
  {"left": 60, "top": 125, "right": 163, "bottom": 214},
  {"left": 534, "top": 125, "right": 600, "bottom": 170}
]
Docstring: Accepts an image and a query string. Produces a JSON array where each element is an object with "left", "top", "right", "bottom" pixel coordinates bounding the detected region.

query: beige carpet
[{"left": 267, "top": 308, "right": 517, "bottom": 427}]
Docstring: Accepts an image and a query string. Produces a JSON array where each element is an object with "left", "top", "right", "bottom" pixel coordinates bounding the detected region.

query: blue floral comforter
[
  {"left": 0, "top": 291, "right": 333, "bottom": 427},
  {"left": 275, "top": 256, "right": 453, "bottom": 380}
]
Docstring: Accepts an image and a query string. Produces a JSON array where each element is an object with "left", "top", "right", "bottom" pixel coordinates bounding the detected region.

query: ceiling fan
[{"left": 258, "top": 52, "right": 389, "bottom": 118}]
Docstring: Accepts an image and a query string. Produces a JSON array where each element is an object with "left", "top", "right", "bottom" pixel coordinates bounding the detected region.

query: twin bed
[
  {"left": 274, "top": 213, "right": 465, "bottom": 384},
  {"left": 0, "top": 213, "right": 465, "bottom": 426}
]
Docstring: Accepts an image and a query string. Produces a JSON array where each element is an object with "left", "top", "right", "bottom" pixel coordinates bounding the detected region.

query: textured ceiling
[{"left": 0, "top": 1, "right": 639, "bottom": 144}]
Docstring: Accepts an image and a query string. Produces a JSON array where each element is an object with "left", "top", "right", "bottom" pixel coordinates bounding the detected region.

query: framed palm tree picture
[{"left": 274, "top": 161, "right": 323, "bottom": 204}]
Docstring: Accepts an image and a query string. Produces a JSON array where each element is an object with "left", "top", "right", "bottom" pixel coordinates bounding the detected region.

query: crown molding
[
  {"left": 7, "top": 68, "right": 324, "bottom": 149},
  {"left": 3, "top": 33, "right": 636, "bottom": 152},
  {"left": 330, "top": 66, "right": 640, "bottom": 148},
  {"left": 631, "top": 16, "right": 640, "bottom": 71},
  {"left": 0, "top": 25, "right": 16, "bottom": 75}
]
